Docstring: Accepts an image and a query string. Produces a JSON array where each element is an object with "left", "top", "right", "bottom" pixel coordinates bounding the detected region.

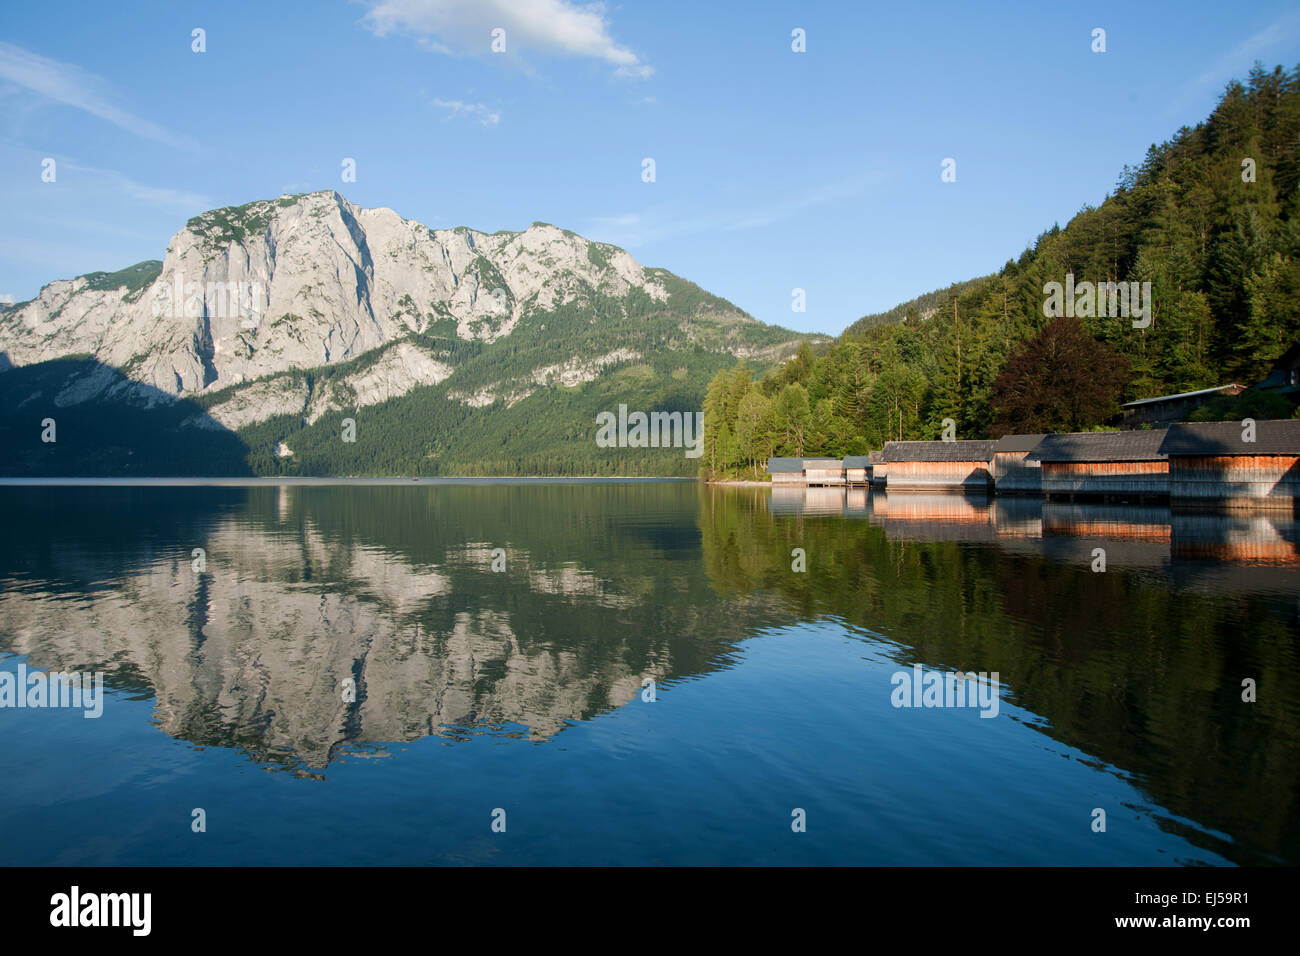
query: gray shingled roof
[
  {"left": 1027, "top": 430, "right": 1168, "bottom": 463},
  {"left": 992, "top": 433, "right": 1046, "bottom": 453},
  {"left": 1160, "top": 420, "right": 1300, "bottom": 457},
  {"left": 842, "top": 456, "right": 871, "bottom": 467},
  {"left": 767, "top": 457, "right": 804, "bottom": 474},
  {"left": 802, "top": 459, "right": 844, "bottom": 468},
  {"left": 883, "top": 440, "right": 996, "bottom": 463}
]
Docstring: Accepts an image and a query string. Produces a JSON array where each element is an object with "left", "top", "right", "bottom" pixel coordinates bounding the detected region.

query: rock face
[{"left": 0, "top": 191, "right": 802, "bottom": 429}]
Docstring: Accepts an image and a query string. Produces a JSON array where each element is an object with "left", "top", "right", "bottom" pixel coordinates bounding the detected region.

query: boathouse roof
[
  {"left": 992, "top": 433, "right": 1046, "bottom": 453},
  {"left": 1120, "top": 385, "right": 1242, "bottom": 408},
  {"left": 842, "top": 456, "right": 871, "bottom": 467},
  {"left": 766, "top": 457, "right": 804, "bottom": 474},
  {"left": 1160, "top": 420, "right": 1300, "bottom": 457},
  {"left": 882, "top": 440, "right": 996, "bottom": 463},
  {"left": 1027, "top": 429, "right": 1168, "bottom": 463},
  {"left": 867, "top": 450, "right": 884, "bottom": 464}
]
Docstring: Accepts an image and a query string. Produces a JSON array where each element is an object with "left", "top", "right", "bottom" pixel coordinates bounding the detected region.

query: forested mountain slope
[{"left": 703, "top": 63, "right": 1300, "bottom": 477}]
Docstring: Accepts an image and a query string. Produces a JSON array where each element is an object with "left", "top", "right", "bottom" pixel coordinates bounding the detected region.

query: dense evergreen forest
[{"left": 702, "top": 64, "right": 1300, "bottom": 478}]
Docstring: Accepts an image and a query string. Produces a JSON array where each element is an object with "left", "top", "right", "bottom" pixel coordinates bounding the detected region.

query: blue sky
[{"left": 2, "top": 0, "right": 1300, "bottom": 336}]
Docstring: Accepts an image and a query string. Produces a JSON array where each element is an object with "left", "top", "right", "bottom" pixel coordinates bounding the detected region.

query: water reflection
[
  {"left": 0, "top": 484, "right": 780, "bottom": 775},
  {"left": 769, "top": 486, "right": 1300, "bottom": 589},
  {"left": 717, "top": 484, "right": 1300, "bottom": 864},
  {"left": 0, "top": 482, "right": 1297, "bottom": 864}
]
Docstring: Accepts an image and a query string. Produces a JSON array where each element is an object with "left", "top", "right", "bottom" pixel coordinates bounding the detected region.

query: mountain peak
[{"left": 0, "top": 193, "right": 808, "bottom": 443}]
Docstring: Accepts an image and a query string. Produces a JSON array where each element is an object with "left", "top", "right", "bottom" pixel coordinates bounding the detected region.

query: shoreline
[{"left": 0, "top": 476, "right": 699, "bottom": 486}]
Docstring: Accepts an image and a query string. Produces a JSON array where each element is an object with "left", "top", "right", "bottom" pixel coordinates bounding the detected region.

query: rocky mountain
[{"left": 0, "top": 191, "right": 812, "bottom": 476}]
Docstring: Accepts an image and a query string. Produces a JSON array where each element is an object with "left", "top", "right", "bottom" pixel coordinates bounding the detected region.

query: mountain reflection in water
[{"left": 0, "top": 482, "right": 1296, "bottom": 865}]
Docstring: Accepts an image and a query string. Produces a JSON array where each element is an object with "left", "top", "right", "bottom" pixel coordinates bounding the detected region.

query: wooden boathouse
[
  {"left": 868, "top": 450, "right": 886, "bottom": 486},
  {"left": 802, "top": 458, "right": 846, "bottom": 486},
  {"left": 1120, "top": 384, "right": 1244, "bottom": 428},
  {"left": 881, "top": 440, "right": 995, "bottom": 492},
  {"left": 842, "top": 455, "right": 870, "bottom": 485},
  {"left": 766, "top": 457, "right": 805, "bottom": 486},
  {"left": 765, "top": 457, "right": 847, "bottom": 486},
  {"left": 1028, "top": 430, "right": 1169, "bottom": 502},
  {"left": 990, "top": 434, "right": 1045, "bottom": 495},
  {"left": 1159, "top": 420, "right": 1300, "bottom": 509}
]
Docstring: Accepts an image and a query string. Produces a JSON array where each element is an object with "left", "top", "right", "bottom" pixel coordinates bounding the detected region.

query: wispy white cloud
[
  {"left": 61, "top": 160, "right": 211, "bottom": 212},
  {"left": 589, "top": 172, "right": 887, "bottom": 247},
  {"left": 614, "top": 63, "right": 653, "bottom": 80},
  {"left": 431, "top": 97, "right": 501, "bottom": 126},
  {"left": 362, "top": 0, "right": 651, "bottom": 77},
  {"left": 722, "top": 174, "right": 887, "bottom": 232},
  {"left": 0, "top": 41, "right": 194, "bottom": 149},
  {"left": 1190, "top": 9, "right": 1300, "bottom": 90}
]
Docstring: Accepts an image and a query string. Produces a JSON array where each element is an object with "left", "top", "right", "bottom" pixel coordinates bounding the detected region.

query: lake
[{"left": 0, "top": 480, "right": 1296, "bottom": 865}]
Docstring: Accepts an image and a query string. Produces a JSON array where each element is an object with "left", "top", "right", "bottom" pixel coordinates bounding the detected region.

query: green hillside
[
  {"left": 841, "top": 277, "right": 985, "bottom": 337},
  {"left": 702, "top": 63, "right": 1300, "bottom": 477},
  {"left": 0, "top": 271, "right": 809, "bottom": 477}
]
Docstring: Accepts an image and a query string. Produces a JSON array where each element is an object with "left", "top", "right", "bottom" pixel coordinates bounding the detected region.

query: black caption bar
[{"left": 8, "top": 866, "right": 1277, "bottom": 941}]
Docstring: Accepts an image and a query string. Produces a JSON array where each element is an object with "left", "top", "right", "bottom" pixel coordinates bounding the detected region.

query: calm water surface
[{"left": 0, "top": 481, "right": 1296, "bottom": 865}]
